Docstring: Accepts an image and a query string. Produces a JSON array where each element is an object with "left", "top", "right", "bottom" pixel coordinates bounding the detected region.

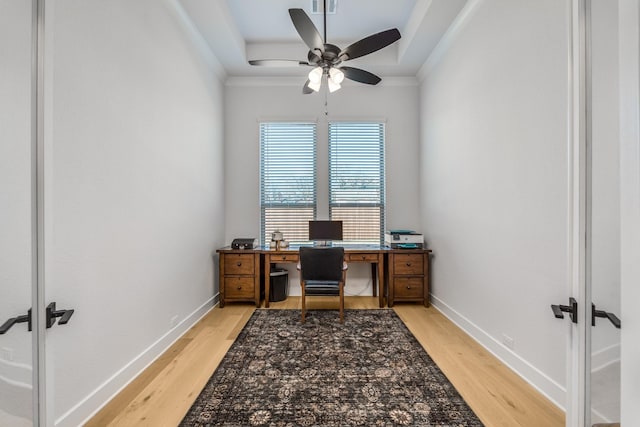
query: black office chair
[{"left": 298, "top": 246, "right": 348, "bottom": 323}]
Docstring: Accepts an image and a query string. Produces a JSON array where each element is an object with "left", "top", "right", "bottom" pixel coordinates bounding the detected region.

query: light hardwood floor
[{"left": 85, "top": 297, "right": 565, "bottom": 426}]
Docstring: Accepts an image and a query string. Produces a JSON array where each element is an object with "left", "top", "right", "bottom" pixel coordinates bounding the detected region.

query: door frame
[
  {"left": 567, "top": 1, "right": 588, "bottom": 425},
  {"left": 23, "top": 0, "right": 639, "bottom": 425},
  {"left": 30, "top": 0, "right": 46, "bottom": 425}
]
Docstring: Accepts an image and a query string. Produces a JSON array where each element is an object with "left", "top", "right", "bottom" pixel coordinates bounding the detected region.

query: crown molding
[{"left": 399, "top": 0, "right": 434, "bottom": 60}]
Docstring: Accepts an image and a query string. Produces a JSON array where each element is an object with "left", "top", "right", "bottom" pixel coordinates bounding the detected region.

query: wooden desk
[
  {"left": 216, "top": 246, "right": 431, "bottom": 309},
  {"left": 262, "top": 245, "right": 387, "bottom": 308}
]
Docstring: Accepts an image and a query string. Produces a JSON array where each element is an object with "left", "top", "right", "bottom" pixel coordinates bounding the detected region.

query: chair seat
[{"left": 304, "top": 280, "right": 341, "bottom": 295}]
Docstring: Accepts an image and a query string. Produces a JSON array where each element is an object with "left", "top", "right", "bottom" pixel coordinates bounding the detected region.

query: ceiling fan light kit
[
  {"left": 305, "top": 66, "right": 344, "bottom": 93},
  {"left": 249, "top": 0, "right": 401, "bottom": 94}
]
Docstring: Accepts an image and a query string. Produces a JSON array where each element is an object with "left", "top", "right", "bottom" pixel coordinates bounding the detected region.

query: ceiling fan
[{"left": 248, "top": 0, "right": 401, "bottom": 94}]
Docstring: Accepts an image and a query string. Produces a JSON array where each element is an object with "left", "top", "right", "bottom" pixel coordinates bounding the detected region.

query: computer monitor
[{"left": 308, "top": 220, "right": 343, "bottom": 245}]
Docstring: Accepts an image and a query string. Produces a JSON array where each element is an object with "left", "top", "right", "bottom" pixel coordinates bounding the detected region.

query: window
[
  {"left": 329, "top": 122, "right": 385, "bottom": 243},
  {"left": 260, "top": 122, "right": 316, "bottom": 244}
]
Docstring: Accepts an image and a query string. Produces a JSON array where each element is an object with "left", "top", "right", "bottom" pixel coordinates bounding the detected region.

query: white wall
[
  {"left": 224, "top": 78, "right": 421, "bottom": 295},
  {"left": 43, "top": 1, "right": 225, "bottom": 425},
  {"left": 418, "top": 0, "right": 570, "bottom": 406}
]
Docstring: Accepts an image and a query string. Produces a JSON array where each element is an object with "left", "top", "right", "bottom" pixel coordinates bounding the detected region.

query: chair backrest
[{"left": 299, "top": 246, "right": 345, "bottom": 282}]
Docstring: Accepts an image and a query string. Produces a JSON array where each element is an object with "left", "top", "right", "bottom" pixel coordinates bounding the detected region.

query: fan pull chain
[{"left": 324, "top": 88, "right": 328, "bottom": 116}]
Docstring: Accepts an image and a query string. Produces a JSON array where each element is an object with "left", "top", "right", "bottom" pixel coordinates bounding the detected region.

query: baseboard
[
  {"left": 430, "top": 295, "right": 566, "bottom": 411},
  {"left": 59, "top": 295, "right": 217, "bottom": 427}
]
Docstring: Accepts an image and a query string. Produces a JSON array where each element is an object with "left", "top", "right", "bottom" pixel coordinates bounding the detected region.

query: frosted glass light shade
[
  {"left": 327, "top": 77, "right": 341, "bottom": 92},
  {"left": 308, "top": 79, "right": 321, "bottom": 92},
  {"left": 329, "top": 67, "right": 345, "bottom": 84},
  {"left": 308, "top": 67, "right": 323, "bottom": 83}
]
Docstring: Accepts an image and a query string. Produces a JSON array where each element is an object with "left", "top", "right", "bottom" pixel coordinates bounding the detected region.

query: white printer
[{"left": 384, "top": 230, "right": 424, "bottom": 249}]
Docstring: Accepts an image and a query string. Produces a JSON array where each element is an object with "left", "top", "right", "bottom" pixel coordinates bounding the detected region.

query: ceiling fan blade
[
  {"left": 289, "top": 9, "right": 324, "bottom": 54},
  {"left": 339, "top": 28, "right": 401, "bottom": 61},
  {"left": 340, "top": 66, "right": 382, "bottom": 85},
  {"left": 249, "top": 59, "right": 310, "bottom": 67},
  {"left": 302, "top": 80, "right": 315, "bottom": 94}
]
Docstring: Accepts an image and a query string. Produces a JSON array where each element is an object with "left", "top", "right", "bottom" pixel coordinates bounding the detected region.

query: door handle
[
  {"left": 46, "top": 302, "right": 75, "bottom": 328},
  {"left": 1, "top": 303, "right": 75, "bottom": 334},
  {"left": 592, "top": 303, "right": 621, "bottom": 329},
  {"left": 551, "top": 297, "right": 578, "bottom": 323},
  {"left": 0, "top": 309, "right": 32, "bottom": 334}
]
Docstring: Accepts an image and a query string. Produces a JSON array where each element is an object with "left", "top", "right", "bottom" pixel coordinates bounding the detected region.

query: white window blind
[
  {"left": 260, "top": 122, "right": 316, "bottom": 244},
  {"left": 329, "top": 122, "right": 385, "bottom": 243}
]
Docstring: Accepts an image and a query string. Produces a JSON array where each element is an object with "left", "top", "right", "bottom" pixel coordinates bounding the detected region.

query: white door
[
  {"left": 0, "top": 0, "right": 38, "bottom": 425},
  {"left": 616, "top": 0, "right": 640, "bottom": 423},
  {"left": 588, "top": 0, "right": 622, "bottom": 424},
  {"left": 566, "top": 0, "right": 640, "bottom": 425}
]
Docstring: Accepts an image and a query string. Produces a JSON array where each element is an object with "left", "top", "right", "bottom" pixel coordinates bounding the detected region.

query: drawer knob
[
  {"left": 406, "top": 262, "right": 412, "bottom": 266},
  {"left": 361, "top": 256, "right": 366, "bottom": 260},
  {"left": 237, "top": 286, "right": 242, "bottom": 290},
  {"left": 236, "top": 262, "right": 242, "bottom": 266},
  {"left": 283, "top": 256, "right": 287, "bottom": 260},
  {"left": 406, "top": 286, "right": 412, "bottom": 289}
]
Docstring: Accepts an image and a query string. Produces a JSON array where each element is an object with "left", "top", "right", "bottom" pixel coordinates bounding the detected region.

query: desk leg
[
  {"left": 371, "top": 263, "right": 377, "bottom": 297},
  {"left": 254, "top": 252, "right": 261, "bottom": 307},
  {"left": 219, "top": 253, "right": 225, "bottom": 308},
  {"left": 264, "top": 255, "right": 271, "bottom": 308},
  {"left": 378, "top": 258, "right": 385, "bottom": 308}
]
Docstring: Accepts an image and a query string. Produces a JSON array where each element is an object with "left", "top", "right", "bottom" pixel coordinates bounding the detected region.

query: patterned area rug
[{"left": 181, "top": 309, "right": 483, "bottom": 426}]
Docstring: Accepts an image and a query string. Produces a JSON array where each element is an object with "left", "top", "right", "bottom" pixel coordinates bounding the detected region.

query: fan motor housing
[
  {"left": 323, "top": 44, "right": 341, "bottom": 61},
  {"left": 309, "top": 43, "right": 342, "bottom": 67}
]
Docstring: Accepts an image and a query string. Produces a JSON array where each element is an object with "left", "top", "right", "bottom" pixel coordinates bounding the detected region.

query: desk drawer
[
  {"left": 224, "top": 254, "right": 255, "bottom": 275},
  {"left": 393, "top": 254, "right": 424, "bottom": 275},
  {"left": 346, "top": 253, "right": 379, "bottom": 263},
  {"left": 269, "top": 253, "right": 299, "bottom": 263},
  {"left": 393, "top": 277, "right": 424, "bottom": 299},
  {"left": 224, "top": 277, "right": 255, "bottom": 299}
]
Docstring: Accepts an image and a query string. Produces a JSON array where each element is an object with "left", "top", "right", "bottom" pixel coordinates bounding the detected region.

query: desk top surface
[
  {"left": 217, "top": 244, "right": 430, "bottom": 253},
  {"left": 264, "top": 244, "right": 390, "bottom": 253}
]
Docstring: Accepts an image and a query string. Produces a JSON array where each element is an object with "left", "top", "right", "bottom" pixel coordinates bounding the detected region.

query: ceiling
[{"left": 178, "top": 0, "right": 468, "bottom": 80}]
